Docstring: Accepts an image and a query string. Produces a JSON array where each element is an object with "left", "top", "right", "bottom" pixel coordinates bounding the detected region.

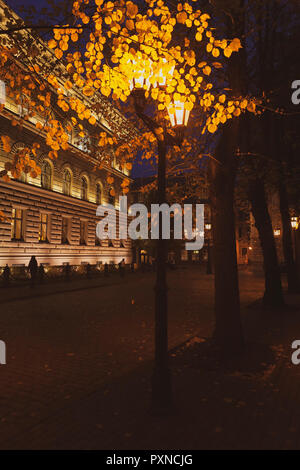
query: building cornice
[{"left": 0, "top": 178, "right": 116, "bottom": 211}]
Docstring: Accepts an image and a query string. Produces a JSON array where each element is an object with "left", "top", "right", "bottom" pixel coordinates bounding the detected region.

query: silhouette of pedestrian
[
  {"left": 2, "top": 264, "right": 10, "bottom": 287},
  {"left": 118, "top": 259, "right": 125, "bottom": 278},
  {"left": 39, "top": 264, "right": 45, "bottom": 284},
  {"left": 64, "top": 263, "right": 71, "bottom": 282},
  {"left": 104, "top": 262, "right": 109, "bottom": 277},
  {"left": 28, "top": 256, "right": 38, "bottom": 287}
]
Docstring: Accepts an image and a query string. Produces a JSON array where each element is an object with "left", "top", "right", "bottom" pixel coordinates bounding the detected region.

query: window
[
  {"left": 76, "top": 133, "right": 91, "bottom": 153},
  {"left": 81, "top": 177, "right": 88, "bottom": 201},
  {"left": 108, "top": 186, "right": 115, "bottom": 206},
  {"left": 19, "top": 171, "right": 27, "bottom": 183},
  {"left": 39, "top": 213, "right": 50, "bottom": 243},
  {"left": 96, "top": 183, "right": 102, "bottom": 205},
  {"left": 80, "top": 220, "right": 88, "bottom": 245},
  {"left": 63, "top": 169, "right": 72, "bottom": 196},
  {"left": 41, "top": 161, "right": 52, "bottom": 190},
  {"left": 11, "top": 208, "right": 24, "bottom": 241},
  {"left": 61, "top": 217, "right": 70, "bottom": 244}
]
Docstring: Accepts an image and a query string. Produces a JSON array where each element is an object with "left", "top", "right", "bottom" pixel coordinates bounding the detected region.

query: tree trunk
[
  {"left": 208, "top": 0, "right": 246, "bottom": 352},
  {"left": 209, "top": 119, "right": 244, "bottom": 352},
  {"left": 248, "top": 178, "right": 285, "bottom": 308},
  {"left": 278, "top": 174, "right": 299, "bottom": 293}
]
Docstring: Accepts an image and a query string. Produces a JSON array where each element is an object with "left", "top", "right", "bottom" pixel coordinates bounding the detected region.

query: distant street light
[
  {"left": 291, "top": 216, "right": 298, "bottom": 230},
  {"left": 274, "top": 229, "right": 281, "bottom": 237},
  {"left": 291, "top": 216, "right": 299, "bottom": 262},
  {"left": 205, "top": 223, "right": 212, "bottom": 274}
]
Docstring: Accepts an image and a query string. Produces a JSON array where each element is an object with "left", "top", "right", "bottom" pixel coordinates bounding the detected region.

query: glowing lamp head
[
  {"left": 274, "top": 229, "right": 281, "bottom": 237},
  {"left": 128, "top": 58, "right": 151, "bottom": 91},
  {"left": 152, "top": 58, "right": 175, "bottom": 88},
  {"left": 205, "top": 223, "right": 212, "bottom": 230},
  {"left": 291, "top": 216, "right": 298, "bottom": 229},
  {"left": 167, "top": 100, "right": 191, "bottom": 127}
]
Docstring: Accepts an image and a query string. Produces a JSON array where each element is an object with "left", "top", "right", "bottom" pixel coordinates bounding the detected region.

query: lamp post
[
  {"left": 205, "top": 223, "right": 212, "bottom": 274},
  {"left": 291, "top": 217, "right": 298, "bottom": 263},
  {"left": 130, "top": 61, "right": 191, "bottom": 412}
]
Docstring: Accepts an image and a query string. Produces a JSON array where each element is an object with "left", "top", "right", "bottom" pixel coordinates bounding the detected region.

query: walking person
[
  {"left": 104, "top": 262, "right": 109, "bottom": 277},
  {"left": 119, "top": 258, "right": 125, "bottom": 278},
  {"left": 39, "top": 264, "right": 45, "bottom": 284},
  {"left": 63, "top": 263, "right": 71, "bottom": 282},
  {"left": 28, "top": 255, "right": 38, "bottom": 288},
  {"left": 2, "top": 264, "right": 10, "bottom": 287}
]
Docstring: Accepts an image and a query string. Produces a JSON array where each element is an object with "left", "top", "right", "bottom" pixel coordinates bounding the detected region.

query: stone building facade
[
  {"left": 0, "top": 1, "right": 134, "bottom": 268},
  {"left": 0, "top": 126, "right": 133, "bottom": 267}
]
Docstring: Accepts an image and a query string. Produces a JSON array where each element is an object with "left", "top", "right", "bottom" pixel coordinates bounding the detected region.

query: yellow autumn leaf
[
  {"left": 176, "top": 11, "right": 188, "bottom": 23},
  {"left": 126, "top": 1, "right": 138, "bottom": 18},
  {"left": 203, "top": 66, "right": 211, "bottom": 75},
  {"left": 230, "top": 38, "right": 242, "bottom": 52},
  {"left": 208, "top": 123, "right": 217, "bottom": 133},
  {"left": 89, "top": 116, "right": 96, "bottom": 125},
  {"left": 224, "top": 48, "right": 232, "bottom": 58},
  {"left": 54, "top": 48, "right": 63, "bottom": 59},
  {"left": 48, "top": 39, "right": 57, "bottom": 49}
]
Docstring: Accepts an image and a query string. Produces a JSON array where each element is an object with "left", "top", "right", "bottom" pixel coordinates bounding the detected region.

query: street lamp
[
  {"left": 130, "top": 62, "right": 191, "bottom": 412},
  {"left": 128, "top": 57, "right": 152, "bottom": 91},
  {"left": 166, "top": 99, "right": 191, "bottom": 127},
  {"left": 205, "top": 223, "right": 212, "bottom": 274},
  {"left": 291, "top": 216, "right": 298, "bottom": 230},
  {"left": 274, "top": 228, "right": 281, "bottom": 237},
  {"left": 291, "top": 217, "right": 298, "bottom": 262},
  {"left": 151, "top": 58, "right": 175, "bottom": 88}
]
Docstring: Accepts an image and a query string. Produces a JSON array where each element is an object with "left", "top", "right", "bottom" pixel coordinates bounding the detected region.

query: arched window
[
  {"left": 41, "top": 161, "right": 52, "bottom": 190},
  {"left": 108, "top": 186, "right": 115, "bottom": 206},
  {"left": 96, "top": 183, "right": 102, "bottom": 205},
  {"left": 81, "top": 176, "right": 88, "bottom": 201},
  {"left": 63, "top": 169, "right": 72, "bottom": 196}
]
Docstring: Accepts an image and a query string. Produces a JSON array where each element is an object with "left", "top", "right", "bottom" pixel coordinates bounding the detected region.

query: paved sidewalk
[
  {"left": 0, "top": 270, "right": 152, "bottom": 304},
  {"left": 0, "top": 268, "right": 299, "bottom": 449}
]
